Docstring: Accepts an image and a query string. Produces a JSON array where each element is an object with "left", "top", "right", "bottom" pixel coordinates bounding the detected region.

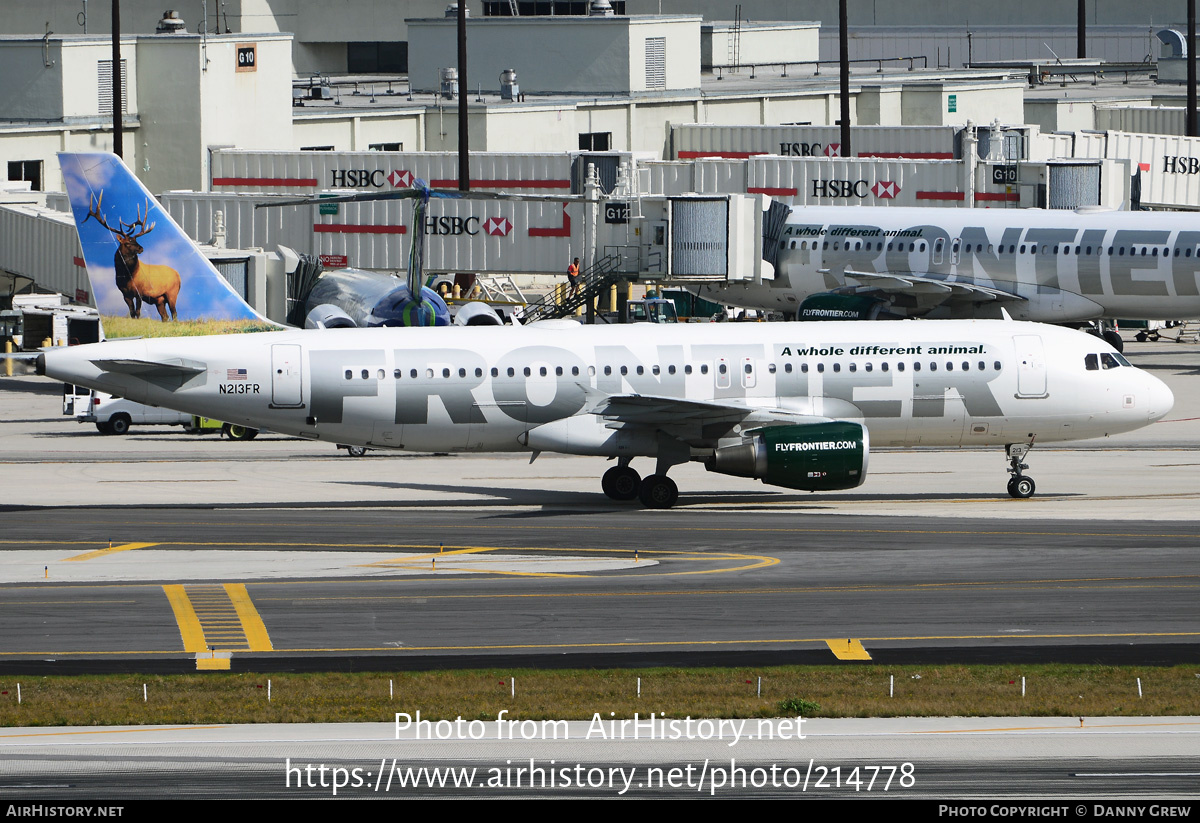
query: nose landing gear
[{"left": 1005, "top": 436, "right": 1037, "bottom": 499}]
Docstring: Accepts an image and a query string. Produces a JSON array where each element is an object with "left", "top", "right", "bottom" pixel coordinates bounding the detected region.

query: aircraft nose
[{"left": 1146, "top": 374, "right": 1174, "bottom": 422}]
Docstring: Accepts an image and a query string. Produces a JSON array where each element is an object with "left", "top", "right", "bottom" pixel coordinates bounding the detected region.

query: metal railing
[
  {"left": 710, "top": 55, "right": 928, "bottom": 80},
  {"left": 518, "top": 254, "right": 624, "bottom": 324}
]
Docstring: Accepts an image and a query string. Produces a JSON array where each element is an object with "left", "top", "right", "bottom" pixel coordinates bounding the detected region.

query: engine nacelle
[
  {"left": 798, "top": 293, "right": 889, "bottom": 321},
  {"left": 706, "top": 421, "right": 869, "bottom": 491},
  {"left": 305, "top": 304, "right": 357, "bottom": 329},
  {"left": 453, "top": 301, "right": 504, "bottom": 326}
]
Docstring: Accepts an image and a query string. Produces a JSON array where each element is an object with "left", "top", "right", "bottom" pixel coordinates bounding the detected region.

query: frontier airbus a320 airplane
[
  {"left": 694, "top": 204, "right": 1200, "bottom": 350},
  {"left": 38, "top": 154, "right": 1173, "bottom": 507}
]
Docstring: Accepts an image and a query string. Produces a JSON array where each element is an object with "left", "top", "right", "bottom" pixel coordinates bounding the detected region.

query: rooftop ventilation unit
[
  {"left": 441, "top": 67, "right": 459, "bottom": 99},
  {"left": 500, "top": 69, "right": 519, "bottom": 101},
  {"left": 156, "top": 10, "right": 187, "bottom": 34}
]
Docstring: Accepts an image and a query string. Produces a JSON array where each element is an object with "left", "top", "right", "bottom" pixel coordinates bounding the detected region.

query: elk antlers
[{"left": 85, "top": 192, "right": 156, "bottom": 239}]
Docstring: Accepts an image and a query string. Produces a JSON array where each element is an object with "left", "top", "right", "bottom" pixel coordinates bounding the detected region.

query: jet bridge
[{"left": 594, "top": 192, "right": 779, "bottom": 286}]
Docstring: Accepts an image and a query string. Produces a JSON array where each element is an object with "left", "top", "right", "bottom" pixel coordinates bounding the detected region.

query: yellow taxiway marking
[
  {"left": 365, "top": 546, "right": 498, "bottom": 564},
  {"left": 196, "top": 656, "right": 232, "bottom": 671},
  {"left": 163, "top": 585, "right": 207, "bottom": 653},
  {"left": 1, "top": 538, "right": 776, "bottom": 579},
  {"left": 826, "top": 639, "right": 872, "bottom": 660},
  {"left": 373, "top": 564, "right": 585, "bottom": 578},
  {"left": 162, "top": 584, "right": 274, "bottom": 661},
  {"left": 224, "top": 583, "right": 273, "bottom": 652},
  {"left": 355, "top": 545, "right": 777, "bottom": 577},
  {"left": 63, "top": 542, "right": 159, "bottom": 562}
]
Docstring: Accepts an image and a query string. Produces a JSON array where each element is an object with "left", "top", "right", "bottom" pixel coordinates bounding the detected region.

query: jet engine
[
  {"left": 452, "top": 301, "right": 504, "bottom": 326},
  {"left": 706, "top": 421, "right": 869, "bottom": 491},
  {"left": 798, "top": 293, "right": 891, "bottom": 321},
  {"left": 304, "top": 303, "right": 357, "bottom": 329}
]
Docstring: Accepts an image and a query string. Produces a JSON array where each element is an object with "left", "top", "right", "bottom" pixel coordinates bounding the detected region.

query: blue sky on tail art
[{"left": 61, "top": 153, "right": 264, "bottom": 323}]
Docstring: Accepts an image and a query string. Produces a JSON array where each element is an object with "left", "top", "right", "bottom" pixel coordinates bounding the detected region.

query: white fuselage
[
  {"left": 41, "top": 320, "right": 1171, "bottom": 456},
  {"left": 698, "top": 206, "right": 1200, "bottom": 321}
]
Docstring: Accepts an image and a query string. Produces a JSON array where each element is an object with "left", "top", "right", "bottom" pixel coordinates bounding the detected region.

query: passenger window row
[
  {"left": 343, "top": 360, "right": 1005, "bottom": 380},
  {"left": 785, "top": 238, "right": 1200, "bottom": 258}
]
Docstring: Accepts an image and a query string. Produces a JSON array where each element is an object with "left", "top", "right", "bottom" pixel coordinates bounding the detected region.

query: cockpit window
[
  {"left": 1114, "top": 352, "right": 1132, "bottom": 367},
  {"left": 1085, "top": 353, "right": 1099, "bottom": 371},
  {"left": 1100, "top": 353, "right": 1121, "bottom": 369}
]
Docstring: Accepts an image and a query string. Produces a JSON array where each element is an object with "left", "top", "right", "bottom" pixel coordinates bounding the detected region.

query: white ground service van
[{"left": 63, "top": 384, "right": 257, "bottom": 438}]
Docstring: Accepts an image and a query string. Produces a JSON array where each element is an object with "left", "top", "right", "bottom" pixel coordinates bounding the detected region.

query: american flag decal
[{"left": 227, "top": 368, "right": 248, "bottom": 381}]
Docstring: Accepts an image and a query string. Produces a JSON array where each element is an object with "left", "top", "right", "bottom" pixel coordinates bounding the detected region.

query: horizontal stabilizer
[{"left": 91, "top": 357, "right": 208, "bottom": 391}]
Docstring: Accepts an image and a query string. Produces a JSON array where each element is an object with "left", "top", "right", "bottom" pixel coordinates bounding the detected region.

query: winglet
[{"left": 59, "top": 153, "right": 281, "bottom": 337}]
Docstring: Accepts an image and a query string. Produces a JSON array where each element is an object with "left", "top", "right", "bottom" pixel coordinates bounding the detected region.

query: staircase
[{"left": 518, "top": 254, "right": 625, "bottom": 324}]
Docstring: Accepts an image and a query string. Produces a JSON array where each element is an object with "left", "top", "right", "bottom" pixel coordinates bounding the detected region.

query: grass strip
[{"left": 1, "top": 664, "right": 1198, "bottom": 727}]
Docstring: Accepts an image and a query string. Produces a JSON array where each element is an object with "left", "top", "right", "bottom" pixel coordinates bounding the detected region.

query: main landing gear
[
  {"left": 1005, "top": 436, "right": 1037, "bottom": 499},
  {"left": 601, "top": 459, "right": 680, "bottom": 509}
]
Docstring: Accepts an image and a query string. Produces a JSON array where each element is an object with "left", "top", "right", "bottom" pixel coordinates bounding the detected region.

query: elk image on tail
[{"left": 84, "top": 192, "right": 181, "bottom": 321}]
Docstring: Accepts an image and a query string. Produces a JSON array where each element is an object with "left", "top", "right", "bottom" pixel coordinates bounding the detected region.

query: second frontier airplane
[
  {"left": 693, "top": 205, "right": 1200, "bottom": 349},
  {"left": 39, "top": 153, "right": 1174, "bottom": 506}
]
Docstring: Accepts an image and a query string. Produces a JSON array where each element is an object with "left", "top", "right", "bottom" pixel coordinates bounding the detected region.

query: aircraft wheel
[
  {"left": 1102, "top": 329, "right": 1124, "bottom": 352},
  {"left": 1007, "top": 476, "right": 1035, "bottom": 499},
  {"left": 108, "top": 414, "right": 131, "bottom": 435},
  {"left": 638, "top": 474, "right": 678, "bottom": 509},
  {"left": 602, "top": 466, "right": 641, "bottom": 500},
  {"left": 222, "top": 423, "right": 259, "bottom": 441}
]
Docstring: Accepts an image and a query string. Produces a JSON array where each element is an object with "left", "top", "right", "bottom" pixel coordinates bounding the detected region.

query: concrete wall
[
  {"left": 0, "top": 37, "right": 139, "bottom": 121},
  {"left": 901, "top": 82, "right": 1024, "bottom": 127},
  {"left": 0, "top": 41, "right": 67, "bottom": 120},
  {"left": 407, "top": 16, "right": 700, "bottom": 96},
  {"left": 701, "top": 22, "right": 819, "bottom": 70},
  {"left": 856, "top": 85, "right": 903, "bottom": 126},
  {"left": 135, "top": 33, "right": 293, "bottom": 193}
]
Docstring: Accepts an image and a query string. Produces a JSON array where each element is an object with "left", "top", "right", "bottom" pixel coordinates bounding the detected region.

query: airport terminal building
[{"left": 2, "top": 1, "right": 1200, "bottom": 320}]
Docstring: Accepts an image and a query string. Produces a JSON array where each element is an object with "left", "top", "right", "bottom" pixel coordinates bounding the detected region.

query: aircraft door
[
  {"left": 741, "top": 356, "right": 756, "bottom": 389},
  {"left": 1013, "top": 334, "right": 1048, "bottom": 397},
  {"left": 715, "top": 358, "right": 731, "bottom": 390},
  {"left": 271, "top": 344, "right": 304, "bottom": 408}
]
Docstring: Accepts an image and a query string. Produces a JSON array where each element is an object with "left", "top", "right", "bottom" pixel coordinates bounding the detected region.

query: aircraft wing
[
  {"left": 843, "top": 270, "right": 1027, "bottom": 303},
  {"left": 591, "top": 393, "right": 834, "bottom": 446}
]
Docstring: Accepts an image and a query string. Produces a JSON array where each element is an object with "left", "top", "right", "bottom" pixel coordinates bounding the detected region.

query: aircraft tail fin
[{"left": 59, "top": 152, "right": 281, "bottom": 337}]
